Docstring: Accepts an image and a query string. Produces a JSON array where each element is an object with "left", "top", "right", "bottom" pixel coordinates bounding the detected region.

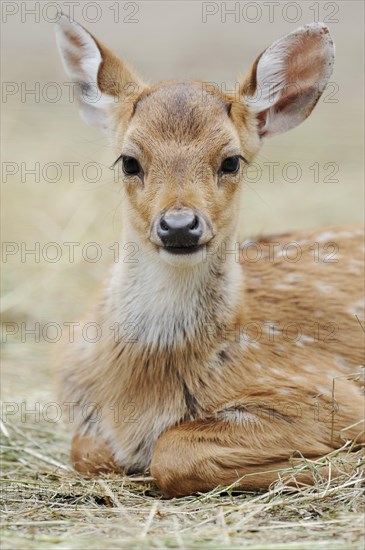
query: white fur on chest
[{"left": 107, "top": 242, "right": 242, "bottom": 349}]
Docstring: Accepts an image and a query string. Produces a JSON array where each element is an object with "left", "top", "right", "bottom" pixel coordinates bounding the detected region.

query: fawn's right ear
[{"left": 55, "top": 14, "right": 145, "bottom": 131}]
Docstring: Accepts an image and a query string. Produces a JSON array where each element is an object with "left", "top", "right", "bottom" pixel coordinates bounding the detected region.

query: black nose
[{"left": 157, "top": 209, "right": 203, "bottom": 249}]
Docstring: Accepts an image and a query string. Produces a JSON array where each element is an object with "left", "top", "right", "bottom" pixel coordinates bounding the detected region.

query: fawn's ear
[
  {"left": 55, "top": 14, "right": 145, "bottom": 131},
  {"left": 241, "top": 23, "right": 335, "bottom": 139}
]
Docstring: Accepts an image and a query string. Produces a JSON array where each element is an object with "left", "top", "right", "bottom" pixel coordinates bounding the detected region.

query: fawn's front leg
[
  {"left": 150, "top": 404, "right": 363, "bottom": 497},
  {"left": 71, "top": 434, "right": 122, "bottom": 475}
]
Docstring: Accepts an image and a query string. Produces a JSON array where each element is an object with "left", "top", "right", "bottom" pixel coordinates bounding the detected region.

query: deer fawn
[{"left": 55, "top": 15, "right": 364, "bottom": 497}]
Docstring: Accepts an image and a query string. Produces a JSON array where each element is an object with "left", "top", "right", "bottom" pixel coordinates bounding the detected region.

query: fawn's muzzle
[
  {"left": 151, "top": 208, "right": 212, "bottom": 255},
  {"left": 157, "top": 209, "right": 202, "bottom": 251}
]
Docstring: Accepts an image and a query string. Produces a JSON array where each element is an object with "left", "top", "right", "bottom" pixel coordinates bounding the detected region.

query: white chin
[{"left": 159, "top": 246, "right": 206, "bottom": 267}]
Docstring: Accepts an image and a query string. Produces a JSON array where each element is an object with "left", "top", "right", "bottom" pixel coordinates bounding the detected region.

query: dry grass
[{"left": 1, "top": 412, "right": 364, "bottom": 550}]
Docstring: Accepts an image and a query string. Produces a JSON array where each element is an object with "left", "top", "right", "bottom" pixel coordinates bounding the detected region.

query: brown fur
[{"left": 56, "top": 18, "right": 364, "bottom": 497}]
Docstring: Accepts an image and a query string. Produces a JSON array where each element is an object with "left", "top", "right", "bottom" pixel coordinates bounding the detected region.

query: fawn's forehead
[{"left": 125, "top": 81, "right": 238, "bottom": 152}]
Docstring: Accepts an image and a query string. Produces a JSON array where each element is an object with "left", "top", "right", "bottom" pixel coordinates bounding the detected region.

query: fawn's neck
[{"left": 108, "top": 232, "right": 243, "bottom": 350}]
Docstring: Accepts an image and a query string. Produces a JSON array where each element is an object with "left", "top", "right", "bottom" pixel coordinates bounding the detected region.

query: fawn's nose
[{"left": 157, "top": 209, "right": 203, "bottom": 249}]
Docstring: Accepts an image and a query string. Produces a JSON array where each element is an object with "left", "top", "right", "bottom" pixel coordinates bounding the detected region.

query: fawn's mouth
[{"left": 162, "top": 244, "right": 204, "bottom": 255}]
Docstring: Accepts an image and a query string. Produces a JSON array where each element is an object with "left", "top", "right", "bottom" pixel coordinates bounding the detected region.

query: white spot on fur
[
  {"left": 292, "top": 376, "right": 306, "bottom": 384},
  {"left": 275, "top": 344, "right": 285, "bottom": 353},
  {"left": 316, "top": 283, "right": 334, "bottom": 294},
  {"left": 348, "top": 260, "right": 363, "bottom": 275},
  {"left": 316, "top": 230, "right": 353, "bottom": 243},
  {"left": 240, "top": 336, "right": 261, "bottom": 352},
  {"left": 216, "top": 409, "right": 258, "bottom": 424},
  {"left": 334, "top": 356, "right": 349, "bottom": 372},
  {"left": 302, "top": 364, "right": 317, "bottom": 373},
  {"left": 265, "top": 323, "right": 280, "bottom": 337},
  {"left": 301, "top": 335, "right": 316, "bottom": 344},
  {"left": 316, "top": 231, "right": 336, "bottom": 243},
  {"left": 256, "top": 377, "right": 270, "bottom": 384},
  {"left": 239, "top": 335, "right": 250, "bottom": 352},
  {"left": 284, "top": 273, "right": 303, "bottom": 283},
  {"left": 347, "top": 299, "right": 365, "bottom": 317},
  {"left": 318, "top": 386, "right": 330, "bottom": 394}
]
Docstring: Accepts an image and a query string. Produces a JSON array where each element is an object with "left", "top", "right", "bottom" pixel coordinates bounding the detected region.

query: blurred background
[{"left": 1, "top": 1, "right": 364, "bottom": 401}]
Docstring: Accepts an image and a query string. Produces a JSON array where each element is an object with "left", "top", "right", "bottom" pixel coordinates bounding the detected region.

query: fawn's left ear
[
  {"left": 241, "top": 23, "right": 335, "bottom": 139},
  {"left": 55, "top": 14, "right": 146, "bottom": 131}
]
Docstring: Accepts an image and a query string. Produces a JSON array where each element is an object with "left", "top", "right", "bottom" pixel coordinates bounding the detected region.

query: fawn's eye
[
  {"left": 220, "top": 156, "right": 241, "bottom": 174},
  {"left": 122, "top": 156, "right": 141, "bottom": 175}
]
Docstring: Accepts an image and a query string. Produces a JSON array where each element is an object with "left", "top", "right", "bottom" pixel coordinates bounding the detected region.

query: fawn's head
[{"left": 56, "top": 16, "right": 334, "bottom": 267}]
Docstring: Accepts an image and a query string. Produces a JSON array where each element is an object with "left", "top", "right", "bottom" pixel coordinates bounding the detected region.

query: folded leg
[{"left": 150, "top": 413, "right": 362, "bottom": 497}]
